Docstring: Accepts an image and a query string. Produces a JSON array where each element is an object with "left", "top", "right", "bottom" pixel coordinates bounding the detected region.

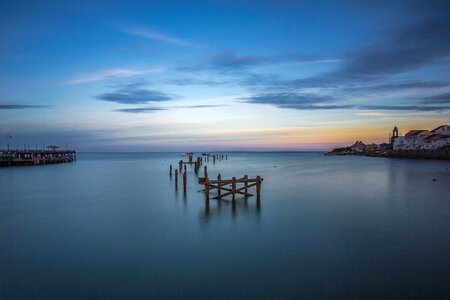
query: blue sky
[{"left": 1, "top": 0, "right": 450, "bottom": 151}]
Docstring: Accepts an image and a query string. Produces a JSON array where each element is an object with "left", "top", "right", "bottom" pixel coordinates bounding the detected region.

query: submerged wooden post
[
  {"left": 175, "top": 169, "right": 178, "bottom": 186},
  {"left": 244, "top": 175, "right": 248, "bottom": 196},
  {"left": 232, "top": 176, "right": 236, "bottom": 200},
  {"left": 179, "top": 160, "right": 183, "bottom": 170},
  {"left": 204, "top": 165, "right": 208, "bottom": 179},
  {"left": 213, "top": 155, "right": 216, "bottom": 163},
  {"left": 183, "top": 170, "right": 187, "bottom": 189},
  {"left": 170, "top": 164, "right": 172, "bottom": 177},
  {"left": 189, "top": 155, "right": 193, "bottom": 164},
  {"left": 217, "top": 174, "right": 221, "bottom": 197},
  {"left": 184, "top": 164, "right": 187, "bottom": 172},
  {"left": 256, "top": 176, "right": 261, "bottom": 197}
]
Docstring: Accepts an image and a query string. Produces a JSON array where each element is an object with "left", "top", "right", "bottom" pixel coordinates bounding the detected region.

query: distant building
[
  {"left": 350, "top": 141, "right": 366, "bottom": 153},
  {"left": 392, "top": 125, "right": 450, "bottom": 150}
]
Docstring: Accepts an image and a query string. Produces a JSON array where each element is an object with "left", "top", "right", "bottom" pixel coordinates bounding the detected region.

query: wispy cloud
[
  {"left": 114, "top": 107, "right": 166, "bottom": 113},
  {"left": 0, "top": 104, "right": 49, "bottom": 110},
  {"left": 67, "top": 68, "right": 162, "bottom": 85},
  {"left": 179, "top": 50, "right": 339, "bottom": 72},
  {"left": 174, "top": 104, "right": 226, "bottom": 109},
  {"left": 122, "top": 26, "right": 201, "bottom": 49},
  {"left": 359, "top": 105, "right": 450, "bottom": 112},
  {"left": 421, "top": 92, "right": 450, "bottom": 104},
  {"left": 97, "top": 83, "right": 174, "bottom": 104},
  {"left": 244, "top": 93, "right": 353, "bottom": 110},
  {"left": 244, "top": 92, "right": 450, "bottom": 112},
  {"left": 344, "top": 80, "right": 450, "bottom": 94},
  {"left": 299, "top": 24, "right": 449, "bottom": 88}
]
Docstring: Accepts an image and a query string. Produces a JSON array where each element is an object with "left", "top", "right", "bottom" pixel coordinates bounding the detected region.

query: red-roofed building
[
  {"left": 393, "top": 126, "right": 449, "bottom": 150},
  {"left": 431, "top": 125, "right": 450, "bottom": 135}
]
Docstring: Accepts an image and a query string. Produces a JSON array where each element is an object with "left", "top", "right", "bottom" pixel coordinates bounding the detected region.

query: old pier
[
  {"left": 0, "top": 149, "right": 76, "bottom": 167},
  {"left": 169, "top": 153, "right": 264, "bottom": 201}
]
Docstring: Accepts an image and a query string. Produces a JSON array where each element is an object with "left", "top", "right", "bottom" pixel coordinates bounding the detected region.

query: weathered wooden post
[
  {"left": 204, "top": 165, "right": 208, "bottom": 179},
  {"left": 232, "top": 176, "right": 236, "bottom": 200},
  {"left": 213, "top": 155, "right": 216, "bottom": 163},
  {"left": 256, "top": 176, "right": 261, "bottom": 197},
  {"left": 183, "top": 170, "right": 187, "bottom": 190},
  {"left": 189, "top": 155, "right": 193, "bottom": 164},
  {"left": 205, "top": 179, "right": 210, "bottom": 200},
  {"left": 184, "top": 164, "right": 187, "bottom": 172},
  {"left": 175, "top": 169, "right": 178, "bottom": 186},
  {"left": 217, "top": 173, "right": 222, "bottom": 197},
  {"left": 244, "top": 175, "right": 248, "bottom": 196},
  {"left": 170, "top": 164, "right": 172, "bottom": 177},
  {"left": 179, "top": 160, "right": 183, "bottom": 170}
]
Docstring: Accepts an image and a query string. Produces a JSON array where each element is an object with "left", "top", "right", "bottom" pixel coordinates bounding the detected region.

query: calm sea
[{"left": 1, "top": 152, "right": 449, "bottom": 299}]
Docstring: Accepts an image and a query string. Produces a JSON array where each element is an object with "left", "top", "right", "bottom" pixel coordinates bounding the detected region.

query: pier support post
[
  {"left": 204, "top": 165, "right": 208, "bottom": 179},
  {"left": 244, "top": 175, "right": 248, "bottom": 196},
  {"left": 175, "top": 169, "right": 178, "bottom": 186},
  {"left": 256, "top": 176, "right": 261, "bottom": 197},
  {"left": 217, "top": 174, "right": 221, "bottom": 197},
  {"left": 170, "top": 164, "right": 172, "bottom": 177},
  {"left": 205, "top": 180, "right": 210, "bottom": 200},
  {"left": 232, "top": 176, "right": 236, "bottom": 201},
  {"left": 183, "top": 170, "right": 187, "bottom": 190}
]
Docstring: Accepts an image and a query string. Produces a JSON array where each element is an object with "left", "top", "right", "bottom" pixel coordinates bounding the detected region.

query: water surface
[{"left": 1, "top": 152, "right": 449, "bottom": 299}]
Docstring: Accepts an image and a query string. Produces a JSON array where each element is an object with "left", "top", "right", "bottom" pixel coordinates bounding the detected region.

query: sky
[{"left": 1, "top": 0, "right": 450, "bottom": 151}]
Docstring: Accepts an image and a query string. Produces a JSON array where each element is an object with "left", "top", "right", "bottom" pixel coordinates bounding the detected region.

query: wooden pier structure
[
  {"left": 0, "top": 149, "right": 76, "bottom": 167},
  {"left": 198, "top": 174, "right": 263, "bottom": 200},
  {"left": 169, "top": 153, "right": 264, "bottom": 200}
]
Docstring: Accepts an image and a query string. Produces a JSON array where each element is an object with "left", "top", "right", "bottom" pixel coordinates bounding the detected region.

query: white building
[{"left": 392, "top": 125, "right": 450, "bottom": 150}]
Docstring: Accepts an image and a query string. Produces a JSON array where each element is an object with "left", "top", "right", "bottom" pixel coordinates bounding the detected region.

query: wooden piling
[
  {"left": 184, "top": 164, "right": 187, "bottom": 172},
  {"left": 256, "top": 176, "right": 261, "bottom": 197},
  {"left": 183, "top": 170, "right": 187, "bottom": 189},
  {"left": 204, "top": 165, "right": 208, "bottom": 179},
  {"left": 244, "top": 175, "right": 248, "bottom": 196},
  {"left": 175, "top": 169, "right": 178, "bottom": 186},
  {"left": 232, "top": 176, "right": 236, "bottom": 200},
  {"left": 205, "top": 181, "right": 210, "bottom": 200},
  {"left": 217, "top": 174, "right": 221, "bottom": 197},
  {"left": 179, "top": 160, "right": 183, "bottom": 170},
  {"left": 170, "top": 164, "right": 172, "bottom": 176}
]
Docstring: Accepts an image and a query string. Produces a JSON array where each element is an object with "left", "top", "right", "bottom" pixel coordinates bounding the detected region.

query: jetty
[{"left": 0, "top": 149, "right": 76, "bottom": 167}]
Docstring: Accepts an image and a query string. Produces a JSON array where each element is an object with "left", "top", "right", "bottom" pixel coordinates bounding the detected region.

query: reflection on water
[
  {"left": 1, "top": 152, "right": 450, "bottom": 299},
  {"left": 200, "top": 196, "right": 261, "bottom": 223}
]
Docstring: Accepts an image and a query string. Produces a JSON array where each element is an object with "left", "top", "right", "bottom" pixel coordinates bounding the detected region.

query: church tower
[{"left": 391, "top": 126, "right": 398, "bottom": 144}]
